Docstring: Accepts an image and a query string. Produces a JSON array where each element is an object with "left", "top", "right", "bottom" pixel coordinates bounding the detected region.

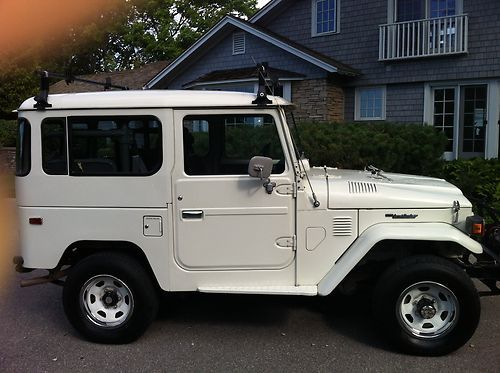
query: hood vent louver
[
  {"left": 348, "top": 181, "right": 377, "bottom": 194},
  {"left": 332, "top": 217, "right": 353, "bottom": 237}
]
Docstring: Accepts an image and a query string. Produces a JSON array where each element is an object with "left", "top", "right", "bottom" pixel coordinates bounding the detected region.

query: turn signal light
[{"left": 465, "top": 215, "right": 485, "bottom": 237}]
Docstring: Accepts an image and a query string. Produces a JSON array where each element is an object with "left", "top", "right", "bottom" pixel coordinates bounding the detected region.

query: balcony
[{"left": 379, "top": 14, "right": 468, "bottom": 61}]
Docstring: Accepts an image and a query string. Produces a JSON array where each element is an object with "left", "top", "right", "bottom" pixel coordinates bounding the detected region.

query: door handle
[{"left": 182, "top": 210, "right": 204, "bottom": 220}]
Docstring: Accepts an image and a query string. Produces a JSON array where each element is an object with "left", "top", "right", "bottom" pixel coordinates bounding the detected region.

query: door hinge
[
  {"left": 276, "top": 182, "right": 297, "bottom": 198},
  {"left": 276, "top": 235, "right": 297, "bottom": 251}
]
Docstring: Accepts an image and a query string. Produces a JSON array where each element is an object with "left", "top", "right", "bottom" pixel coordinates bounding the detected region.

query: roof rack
[
  {"left": 33, "top": 69, "right": 129, "bottom": 110},
  {"left": 252, "top": 62, "right": 279, "bottom": 106}
]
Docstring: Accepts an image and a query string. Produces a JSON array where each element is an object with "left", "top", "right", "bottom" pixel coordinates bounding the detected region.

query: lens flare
[
  {"left": 0, "top": 0, "right": 123, "bottom": 65},
  {"left": 0, "top": 179, "right": 16, "bottom": 293}
]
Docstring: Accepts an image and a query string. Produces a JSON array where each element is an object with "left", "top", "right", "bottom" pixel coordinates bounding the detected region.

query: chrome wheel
[
  {"left": 80, "top": 275, "right": 134, "bottom": 328},
  {"left": 397, "top": 281, "right": 458, "bottom": 339}
]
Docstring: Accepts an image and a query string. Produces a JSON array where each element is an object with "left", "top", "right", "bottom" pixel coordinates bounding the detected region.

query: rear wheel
[
  {"left": 63, "top": 252, "right": 158, "bottom": 343},
  {"left": 373, "top": 255, "right": 480, "bottom": 355}
]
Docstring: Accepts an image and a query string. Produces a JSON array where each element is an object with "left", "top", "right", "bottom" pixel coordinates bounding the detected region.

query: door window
[
  {"left": 183, "top": 114, "right": 285, "bottom": 176},
  {"left": 460, "top": 86, "right": 487, "bottom": 155}
]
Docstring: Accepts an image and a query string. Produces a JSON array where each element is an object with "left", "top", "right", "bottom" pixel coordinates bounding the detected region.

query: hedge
[
  {"left": 295, "top": 121, "right": 447, "bottom": 176},
  {"left": 0, "top": 119, "right": 16, "bottom": 147},
  {"left": 433, "top": 158, "right": 500, "bottom": 222}
]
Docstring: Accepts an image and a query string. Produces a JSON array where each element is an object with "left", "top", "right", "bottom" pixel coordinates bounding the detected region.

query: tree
[
  {"left": 96, "top": 0, "right": 257, "bottom": 70},
  {"left": 0, "top": 0, "right": 257, "bottom": 117}
]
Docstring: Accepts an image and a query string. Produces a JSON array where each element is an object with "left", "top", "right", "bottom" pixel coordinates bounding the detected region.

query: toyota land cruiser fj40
[{"left": 13, "top": 71, "right": 500, "bottom": 355}]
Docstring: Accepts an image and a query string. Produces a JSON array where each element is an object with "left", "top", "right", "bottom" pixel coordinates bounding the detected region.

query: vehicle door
[{"left": 172, "top": 109, "right": 295, "bottom": 271}]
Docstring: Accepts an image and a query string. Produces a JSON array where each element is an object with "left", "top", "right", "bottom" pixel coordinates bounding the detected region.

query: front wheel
[
  {"left": 373, "top": 255, "right": 480, "bottom": 355},
  {"left": 63, "top": 252, "right": 159, "bottom": 343}
]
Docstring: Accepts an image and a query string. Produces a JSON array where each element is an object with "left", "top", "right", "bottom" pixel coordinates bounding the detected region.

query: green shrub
[
  {"left": 294, "top": 121, "right": 447, "bottom": 175},
  {"left": 0, "top": 119, "right": 17, "bottom": 147},
  {"left": 433, "top": 158, "right": 500, "bottom": 222}
]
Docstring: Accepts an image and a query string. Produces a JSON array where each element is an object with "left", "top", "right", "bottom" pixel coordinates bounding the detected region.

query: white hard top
[{"left": 18, "top": 90, "right": 292, "bottom": 111}]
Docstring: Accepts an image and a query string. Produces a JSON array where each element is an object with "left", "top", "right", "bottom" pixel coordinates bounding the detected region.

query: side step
[{"left": 197, "top": 285, "right": 317, "bottom": 296}]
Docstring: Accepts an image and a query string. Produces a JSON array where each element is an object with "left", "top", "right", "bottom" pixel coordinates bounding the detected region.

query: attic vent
[
  {"left": 348, "top": 181, "right": 377, "bottom": 194},
  {"left": 233, "top": 32, "right": 246, "bottom": 55},
  {"left": 332, "top": 217, "right": 353, "bottom": 237}
]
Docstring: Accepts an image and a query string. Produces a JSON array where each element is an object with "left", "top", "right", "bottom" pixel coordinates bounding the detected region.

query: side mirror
[
  {"left": 248, "top": 156, "right": 273, "bottom": 180},
  {"left": 248, "top": 156, "right": 276, "bottom": 194}
]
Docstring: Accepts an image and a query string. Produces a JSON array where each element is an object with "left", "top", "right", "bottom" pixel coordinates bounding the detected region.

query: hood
[{"left": 307, "top": 167, "right": 471, "bottom": 210}]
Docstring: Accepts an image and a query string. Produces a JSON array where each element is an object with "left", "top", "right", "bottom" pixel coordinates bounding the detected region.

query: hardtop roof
[{"left": 18, "top": 90, "right": 292, "bottom": 111}]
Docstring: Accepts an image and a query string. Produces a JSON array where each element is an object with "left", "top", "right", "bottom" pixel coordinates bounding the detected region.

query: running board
[{"left": 197, "top": 285, "right": 317, "bottom": 296}]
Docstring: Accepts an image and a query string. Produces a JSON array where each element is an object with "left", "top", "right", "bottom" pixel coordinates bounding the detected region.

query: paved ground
[{"left": 0, "top": 269, "right": 499, "bottom": 373}]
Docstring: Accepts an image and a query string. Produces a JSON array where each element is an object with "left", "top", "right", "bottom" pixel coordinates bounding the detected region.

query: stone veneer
[{"left": 291, "top": 79, "right": 344, "bottom": 122}]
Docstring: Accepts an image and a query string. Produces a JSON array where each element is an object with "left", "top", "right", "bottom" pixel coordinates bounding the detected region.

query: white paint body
[{"left": 16, "top": 91, "right": 482, "bottom": 296}]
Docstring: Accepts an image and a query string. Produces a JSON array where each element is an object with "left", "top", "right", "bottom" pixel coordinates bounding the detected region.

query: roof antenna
[{"left": 252, "top": 62, "right": 272, "bottom": 106}]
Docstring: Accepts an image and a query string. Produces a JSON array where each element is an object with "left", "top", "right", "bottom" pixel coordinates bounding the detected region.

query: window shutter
[{"left": 232, "top": 32, "right": 245, "bottom": 55}]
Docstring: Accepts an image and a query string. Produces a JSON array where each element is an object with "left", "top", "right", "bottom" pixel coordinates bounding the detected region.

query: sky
[{"left": 257, "top": 0, "right": 271, "bottom": 8}]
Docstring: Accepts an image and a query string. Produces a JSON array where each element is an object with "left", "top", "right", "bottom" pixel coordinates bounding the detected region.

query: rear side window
[
  {"left": 42, "top": 118, "right": 67, "bottom": 175},
  {"left": 16, "top": 118, "right": 31, "bottom": 176},
  {"left": 68, "top": 116, "right": 162, "bottom": 176}
]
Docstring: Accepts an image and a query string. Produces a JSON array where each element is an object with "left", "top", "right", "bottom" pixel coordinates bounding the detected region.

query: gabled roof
[
  {"left": 145, "top": 16, "right": 358, "bottom": 89},
  {"left": 50, "top": 61, "right": 170, "bottom": 94},
  {"left": 183, "top": 66, "right": 305, "bottom": 88}
]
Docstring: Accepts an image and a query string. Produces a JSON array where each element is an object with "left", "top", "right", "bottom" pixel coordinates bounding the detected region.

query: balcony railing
[{"left": 379, "top": 14, "right": 468, "bottom": 61}]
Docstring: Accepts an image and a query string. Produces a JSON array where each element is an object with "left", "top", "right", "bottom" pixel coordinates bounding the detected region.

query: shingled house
[{"left": 145, "top": 0, "right": 500, "bottom": 160}]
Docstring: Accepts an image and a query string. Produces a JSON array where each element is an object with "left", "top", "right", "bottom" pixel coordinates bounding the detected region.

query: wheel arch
[
  {"left": 318, "top": 222, "right": 483, "bottom": 296},
  {"left": 58, "top": 240, "right": 162, "bottom": 291}
]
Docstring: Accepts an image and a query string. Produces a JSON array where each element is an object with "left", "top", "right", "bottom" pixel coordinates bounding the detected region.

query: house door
[
  {"left": 172, "top": 110, "right": 296, "bottom": 271},
  {"left": 459, "top": 85, "right": 487, "bottom": 159}
]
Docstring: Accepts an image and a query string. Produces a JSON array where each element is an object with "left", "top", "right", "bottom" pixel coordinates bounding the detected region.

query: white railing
[{"left": 379, "top": 14, "right": 468, "bottom": 61}]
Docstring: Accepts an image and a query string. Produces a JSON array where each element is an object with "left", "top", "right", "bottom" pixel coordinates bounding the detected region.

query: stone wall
[
  {"left": 0, "top": 148, "right": 16, "bottom": 174},
  {"left": 291, "top": 79, "right": 344, "bottom": 122}
]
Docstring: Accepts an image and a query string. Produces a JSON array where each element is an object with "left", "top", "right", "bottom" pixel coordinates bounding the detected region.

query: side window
[
  {"left": 42, "top": 118, "right": 67, "bottom": 175},
  {"left": 15, "top": 118, "right": 31, "bottom": 177},
  {"left": 68, "top": 116, "right": 162, "bottom": 176},
  {"left": 183, "top": 114, "right": 285, "bottom": 176}
]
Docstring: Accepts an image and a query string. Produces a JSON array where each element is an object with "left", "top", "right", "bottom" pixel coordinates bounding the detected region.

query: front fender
[{"left": 317, "top": 222, "right": 482, "bottom": 296}]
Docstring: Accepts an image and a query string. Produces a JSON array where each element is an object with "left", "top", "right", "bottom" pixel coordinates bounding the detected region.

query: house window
[
  {"left": 312, "top": 0, "right": 338, "bottom": 36},
  {"left": 433, "top": 88, "right": 455, "bottom": 152},
  {"left": 395, "top": 0, "right": 458, "bottom": 22},
  {"left": 428, "top": 83, "right": 488, "bottom": 159},
  {"left": 232, "top": 32, "right": 245, "bottom": 55},
  {"left": 355, "top": 87, "right": 386, "bottom": 120}
]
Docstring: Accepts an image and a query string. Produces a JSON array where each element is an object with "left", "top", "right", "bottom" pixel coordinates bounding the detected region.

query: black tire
[
  {"left": 63, "top": 252, "right": 159, "bottom": 344},
  {"left": 372, "top": 255, "right": 480, "bottom": 356}
]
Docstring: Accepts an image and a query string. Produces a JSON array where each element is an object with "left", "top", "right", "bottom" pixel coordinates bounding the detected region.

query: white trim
[
  {"left": 354, "top": 86, "right": 386, "bottom": 121},
  {"left": 184, "top": 77, "right": 303, "bottom": 90},
  {"left": 144, "top": 16, "right": 339, "bottom": 89},
  {"left": 250, "top": 0, "right": 284, "bottom": 22},
  {"left": 185, "top": 80, "right": 293, "bottom": 101},
  {"left": 311, "top": 0, "right": 340, "bottom": 37}
]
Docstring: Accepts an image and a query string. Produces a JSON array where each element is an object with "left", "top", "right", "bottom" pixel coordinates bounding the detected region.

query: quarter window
[
  {"left": 183, "top": 114, "right": 285, "bottom": 176},
  {"left": 68, "top": 116, "right": 162, "bottom": 176},
  {"left": 42, "top": 118, "right": 67, "bottom": 175},
  {"left": 15, "top": 118, "right": 31, "bottom": 176}
]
